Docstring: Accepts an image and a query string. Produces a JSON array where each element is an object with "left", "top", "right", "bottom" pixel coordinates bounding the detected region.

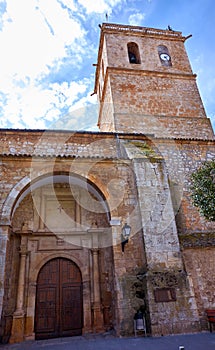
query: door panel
[
  {"left": 61, "top": 286, "right": 82, "bottom": 334},
  {"left": 36, "top": 288, "right": 57, "bottom": 333},
  {"left": 35, "top": 258, "right": 82, "bottom": 340}
]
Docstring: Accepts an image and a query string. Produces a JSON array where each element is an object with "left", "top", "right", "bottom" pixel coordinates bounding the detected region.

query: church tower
[
  {"left": 93, "top": 23, "right": 215, "bottom": 336},
  {"left": 94, "top": 23, "right": 214, "bottom": 139}
]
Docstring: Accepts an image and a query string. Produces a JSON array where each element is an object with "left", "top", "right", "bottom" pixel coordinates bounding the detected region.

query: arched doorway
[
  {"left": 35, "top": 258, "right": 83, "bottom": 340},
  {"left": 3, "top": 172, "right": 113, "bottom": 343}
]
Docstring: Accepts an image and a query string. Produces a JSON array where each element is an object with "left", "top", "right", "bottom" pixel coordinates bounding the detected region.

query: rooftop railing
[{"left": 102, "top": 22, "right": 182, "bottom": 38}]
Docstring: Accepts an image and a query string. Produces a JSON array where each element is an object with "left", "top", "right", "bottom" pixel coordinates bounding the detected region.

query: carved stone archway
[{"left": 3, "top": 172, "right": 115, "bottom": 344}]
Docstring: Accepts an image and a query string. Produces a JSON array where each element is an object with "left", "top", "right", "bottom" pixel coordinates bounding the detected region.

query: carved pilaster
[
  {"left": 0, "top": 224, "right": 11, "bottom": 318},
  {"left": 91, "top": 248, "right": 103, "bottom": 331},
  {"left": 14, "top": 247, "right": 28, "bottom": 314},
  {"left": 10, "top": 235, "right": 29, "bottom": 343}
]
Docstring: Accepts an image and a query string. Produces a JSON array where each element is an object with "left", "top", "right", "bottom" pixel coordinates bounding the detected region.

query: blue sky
[{"left": 0, "top": 0, "right": 214, "bottom": 132}]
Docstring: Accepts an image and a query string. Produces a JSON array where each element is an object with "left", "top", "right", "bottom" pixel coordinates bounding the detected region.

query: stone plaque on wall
[{"left": 154, "top": 288, "right": 176, "bottom": 303}]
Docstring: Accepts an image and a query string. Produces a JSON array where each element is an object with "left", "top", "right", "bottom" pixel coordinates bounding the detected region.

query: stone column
[
  {"left": 0, "top": 225, "right": 10, "bottom": 318},
  {"left": 91, "top": 248, "right": 103, "bottom": 331},
  {"left": 15, "top": 249, "right": 27, "bottom": 313},
  {"left": 10, "top": 235, "right": 28, "bottom": 343}
]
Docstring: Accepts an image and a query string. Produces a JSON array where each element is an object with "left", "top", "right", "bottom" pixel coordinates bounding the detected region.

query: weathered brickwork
[
  {"left": 0, "top": 23, "right": 215, "bottom": 343},
  {"left": 1, "top": 234, "right": 20, "bottom": 343},
  {"left": 183, "top": 248, "right": 215, "bottom": 329},
  {"left": 95, "top": 23, "right": 215, "bottom": 337},
  {"left": 110, "top": 72, "right": 206, "bottom": 118},
  {"left": 96, "top": 24, "right": 213, "bottom": 139},
  {"left": 0, "top": 131, "right": 147, "bottom": 342},
  {"left": 155, "top": 139, "right": 215, "bottom": 233}
]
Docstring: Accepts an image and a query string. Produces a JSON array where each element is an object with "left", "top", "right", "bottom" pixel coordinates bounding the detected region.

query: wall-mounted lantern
[{"left": 121, "top": 223, "right": 131, "bottom": 252}]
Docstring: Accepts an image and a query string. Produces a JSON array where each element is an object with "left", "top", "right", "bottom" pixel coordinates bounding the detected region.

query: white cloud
[
  {"left": 53, "top": 98, "right": 98, "bottom": 131},
  {"left": 0, "top": 0, "right": 85, "bottom": 80},
  {"left": 128, "top": 12, "right": 145, "bottom": 26},
  {"left": 58, "top": 0, "right": 77, "bottom": 12},
  {"left": 0, "top": 75, "right": 96, "bottom": 129},
  {"left": 0, "top": 0, "right": 96, "bottom": 130}
]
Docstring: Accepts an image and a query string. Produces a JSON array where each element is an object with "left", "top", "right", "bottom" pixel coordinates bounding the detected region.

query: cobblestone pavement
[{"left": 0, "top": 332, "right": 214, "bottom": 350}]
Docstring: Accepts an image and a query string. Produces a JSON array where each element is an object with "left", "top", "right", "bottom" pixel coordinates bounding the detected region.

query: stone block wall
[
  {"left": 103, "top": 28, "right": 193, "bottom": 75},
  {"left": 110, "top": 72, "right": 206, "bottom": 119},
  {"left": 1, "top": 234, "right": 20, "bottom": 343},
  {"left": 96, "top": 24, "right": 214, "bottom": 139},
  {"left": 98, "top": 70, "right": 213, "bottom": 138},
  {"left": 164, "top": 140, "right": 214, "bottom": 234},
  {"left": 0, "top": 130, "right": 147, "bottom": 341},
  {"left": 182, "top": 247, "right": 215, "bottom": 329},
  {"left": 0, "top": 129, "right": 214, "bottom": 341},
  {"left": 129, "top": 154, "right": 200, "bottom": 335}
]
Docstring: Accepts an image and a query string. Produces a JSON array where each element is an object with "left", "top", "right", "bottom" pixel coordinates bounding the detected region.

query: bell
[{"left": 129, "top": 52, "right": 137, "bottom": 63}]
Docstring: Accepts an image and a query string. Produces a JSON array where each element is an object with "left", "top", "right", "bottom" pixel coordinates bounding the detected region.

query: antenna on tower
[{"left": 105, "top": 13, "right": 108, "bottom": 22}]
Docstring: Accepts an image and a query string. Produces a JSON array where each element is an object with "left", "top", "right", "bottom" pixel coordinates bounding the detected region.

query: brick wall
[
  {"left": 96, "top": 25, "right": 214, "bottom": 139},
  {"left": 0, "top": 129, "right": 214, "bottom": 339},
  {"left": 183, "top": 248, "right": 215, "bottom": 329}
]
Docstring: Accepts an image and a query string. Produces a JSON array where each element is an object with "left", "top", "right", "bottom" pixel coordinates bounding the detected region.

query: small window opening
[
  {"left": 127, "top": 42, "right": 141, "bottom": 64},
  {"left": 158, "top": 45, "right": 172, "bottom": 66}
]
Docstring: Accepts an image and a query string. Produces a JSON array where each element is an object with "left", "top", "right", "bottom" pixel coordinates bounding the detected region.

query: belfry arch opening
[{"left": 127, "top": 42, "right": 141, "bottom": 64}]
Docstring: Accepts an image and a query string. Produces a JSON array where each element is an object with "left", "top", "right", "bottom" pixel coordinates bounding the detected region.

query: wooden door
[{"left": 35, "top": 258, "right": 82, "bottom": 340}]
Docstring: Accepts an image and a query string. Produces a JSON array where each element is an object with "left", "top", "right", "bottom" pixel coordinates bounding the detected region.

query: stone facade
[
  {"left": 0, "top": 23, "right": 215, "bottom": 343},
  {"left": 96, "top": 24, "right": 213, "bottom": 140}
]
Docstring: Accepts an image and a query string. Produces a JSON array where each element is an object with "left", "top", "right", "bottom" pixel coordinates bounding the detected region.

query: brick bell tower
[
  {"left": 94, "top": 23, "right": 214, "bottom": 139},
  {"left": 93, "top": 23, "right": 214, "bottom": 336}
]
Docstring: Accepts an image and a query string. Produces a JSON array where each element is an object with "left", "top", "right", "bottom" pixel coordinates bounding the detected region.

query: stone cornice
[
  {"left": 106, "top": 66, "right": 197, "bottom": 80},
  {"left": 179, "top": 232, "right": 215, "bottom": 249},
  {"left": 101, "top": 23, "right": 183, "bottom": 41}
]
